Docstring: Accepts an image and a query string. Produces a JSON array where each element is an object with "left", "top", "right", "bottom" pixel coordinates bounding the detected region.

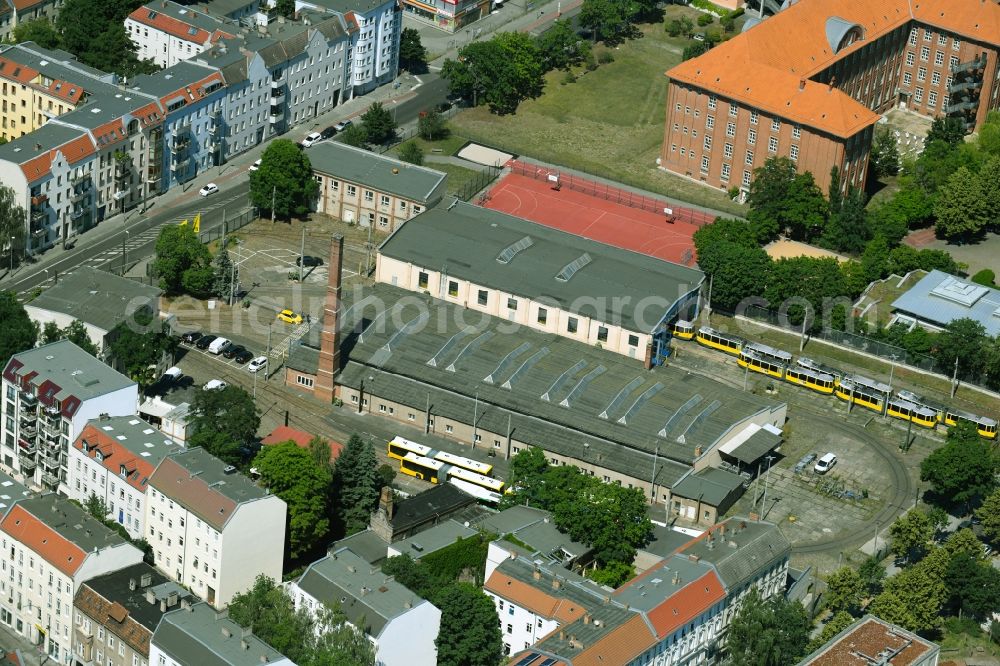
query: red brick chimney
[{"left": 314, "top": 234, "right": 344, "bottom": 403}]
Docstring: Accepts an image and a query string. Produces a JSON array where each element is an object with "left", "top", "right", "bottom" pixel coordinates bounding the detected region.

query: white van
[
  {"left": 814, "top": 453, "right": 837, "bottom": 474},
  {"left": 208, "top": 337, "right": 231, "bottom": 355}
]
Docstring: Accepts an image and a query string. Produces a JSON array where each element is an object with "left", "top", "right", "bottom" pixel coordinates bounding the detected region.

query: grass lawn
[
  {"left": 449, "top": 20, "right": 745, "bottom": 217},
  {"left": 394, "top": 129, "right": 469, "bottom": 157},
  {"left": 429, "top": 162, "right": 493, "bottom": 196},
  {"left": 939, "top": 618, "right": 999, "bottom": 662}
]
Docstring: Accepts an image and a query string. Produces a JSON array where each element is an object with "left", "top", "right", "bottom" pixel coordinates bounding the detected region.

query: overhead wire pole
[
  {"left": 271, "top": 186, "right": 276, "bottom": 224},
  {"left": 299, "top": 224, "right": 306, "bottom": 282}
]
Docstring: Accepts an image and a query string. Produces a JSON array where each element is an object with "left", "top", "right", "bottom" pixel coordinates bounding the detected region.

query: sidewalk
[{"left": 4, "top": 74, "right": 423, "bottom": 287}]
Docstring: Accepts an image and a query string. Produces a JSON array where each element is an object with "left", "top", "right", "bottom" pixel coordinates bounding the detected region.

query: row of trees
[
  {"left": 227, "top": 576, "right": 375, "bottom": 666},
  {"left": 500, "top": 447, "right": 653, "bottom": 586},
  {"left": 13, "top": 0, "right": 158, "bottom": 77}
]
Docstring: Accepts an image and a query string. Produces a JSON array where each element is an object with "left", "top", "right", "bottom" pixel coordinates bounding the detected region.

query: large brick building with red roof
[{"left": 661, "top": 0, "right": 1000, "bottom": 195}]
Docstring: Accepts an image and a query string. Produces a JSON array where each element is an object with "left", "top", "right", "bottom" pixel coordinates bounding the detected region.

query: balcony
[
  {"left": 949, "top": 80, "right": 982, "bottom": 94},
  {"left": 947, "top": 100, "right": 978, "bottom": 114},
  {"left": 268, "top": 113, "right": 281, "bottom": 124},
  {"left": 271, "top": 75, "right": 285, "bottom": 87},
  {"left": 951, "top": 56, "right": 987, "bottom": 75},
  {"left": 270, "top": 90, "right": 285, "bottom": 105},
  {"left": 30, "top": 209, "right": 46, "bottom": 226},
  {"left": 19, "top": 392, "right": 37, "bottom": 407},
  {"left": 40, "top": 456, "right": 60, "bottom": 471},
  {"left": 30, "top": 194, "right": 47, "bottom": 206},
  {"left": 19, "top": 426, "right": 36, "bottom": 439},
  {"left": 70, "top": 188, "right": 88, "bottom": 203},
  {"left": 17, "top": 439, "right": 36, "bottom": 454},
  {"left": 19, "top": 409, "right": 36, "bottom": 423},
  {"left": 41, "top": 471, "right": 59, "bottom": 488},
  {"left": 169, "top": 135, "right": 190, "bottom": 154},
  {"left": 18, "top": 456, "right": 36, "bottom": 471},
  {"left": 71, "top": 208, "right": 85, "bottom": 221},
  {"left": 113, "top": 189, "right": 129, "bottom": 201}
]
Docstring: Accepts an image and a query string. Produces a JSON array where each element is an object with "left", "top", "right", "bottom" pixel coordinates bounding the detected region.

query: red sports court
[{"left": 480, "top": 161, "right": 713, "bottom": 266}]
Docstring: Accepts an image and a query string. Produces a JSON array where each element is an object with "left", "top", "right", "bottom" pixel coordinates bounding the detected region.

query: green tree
[
  {"left": 692, "top": 217, "right": 757, "bottom": 275},
  {"left": 552, "top": 481, "right": 653, "bottom": 566},
  {"left": 339, "top": 123, "right": 369, "bottom": 149},
  {"left": 0, "top": 291, "right": 37, "bottom": 365},
  {"left": 84, "top": 492, "right": 111, "bottom": 521},
  {"left": 0, "top": 183, "right": 27, "bottom": 264},
  {"left": 889, "top": 508, "right": 934, "bottom": 563},
  {"left": 935, "top": 317, "right": 987, "bottom": 379},
  {"left": 869, "top": 187, "right": 933, "bottom": 244},
  {"left": 360, "top": 102, "right": 397, "bottom": 145},
  {"left": 399, "top": 27, "right": 428, "bottom": 73},
  {"left": 870, "top": 561, "right": 947, "bottom": 634},
  {"left": 696, "top": 12, "right": 713, "bottom": 26},
  {"left": 212, "top": 244, "right": 236, "bottom": 300},
  {"left": 62, "top": 320, "right": 99, "bottom": 356},
  {"left": 309, "top": 436, "right": 332, "bottom": 468},
  {"left": 822, "top": 187, "right": 869, "bottom": 254},
  {"left": 434, "top": 583, "right": 504, "bottom": 666},
  {"left": 858, "top": 555, "right": 886, "bottom": 596},
  {"left": 499, "top": 446, "right": 550, "bottom": 509},
  {"left": 869, "top": 127, "right": 901, "bottom": 178},
  {"left": 107, "top": 310, "right": 176, "bottom": 389},
  {"left": 972, "top": 269, "right": 996, "bottom": 287},
  {"left": 727, "top": 591, "right": 811, "bottom": 666},
  {"left": 41, "top": 321, "right": 61, "bottom": 345},
  {"left": 57, "top": 0, "right": 157, "bottom": 77},
  {"left": 935, "top": 166, "right": 990, "bottom": 240},
  {"left": 188, "top": 385, "right": 260, "bottom": 465},
  {"left": 249, "top": 139, "right": 319, "bottom": 219},
  {"left": 443, "top": 33, "right": 545, "bottom": 115},
  {"left": 537, "top": 19, "right": 590, "bottom": 70},
  {"left": 976, "top": 487, "right": 1000, "bottom": 547},
  {"left": 227, "top": 575, "right": 314, "bottom": 665},
  {"left": 824, "top": 566, "right": 864, "bottom": 615},
  {"left": 945, "top": 553, "right": 1000, "bottom": 621},
  {"left": 332, "top": 435, "right": 380, "bottom": 535},
  {"left": 920, "top": 421, "right": 997, "bottom": 506},
  {"left": 764, "top": 256, "right": 846, "bottom": 326},
  {"left": 859, "top": 234, "right": 890, "bottom": 284},
  {"left": 381, "top": 554, "right": 442, "bottom": 600},
  {"left": 747, "top": 157, "right": 827, "bottom": 242},
  {"left": 580, "top": 0, "right": 629, "bottom": 44},
  {"left": 311, "top": 604, "right": 376, "bottom": 666},
  {"left": 707, "top": 243, "right": 771, "bottom": 312},
  {"left": 11, "top": 18, "right": 62, "bottom": 49},
  {"left": 806, "top": 611, "right": 855, "bottom": 654},
  {"left": 587, "top": 561, "right": 635, "bottom": 587},
  {"left": 274, "top": 0, "right": 295, "bottom": 17},
  {"left": 253, "top": 442, "right": 332, "bottom": 559},
  {"left": 978, "top": 155, "right": 1000, "bottom": 231},
  {"left": 927, "top": 116, "right": 967, "bottom": 146},
  {"left": 417, "top": 109, "right": 447, "bottom": 141},
  {"left": 153, "top": 224, "right": 212, "bottom": 296},
  {"left": 977, "top": 111, "right": 1000, "bottom": 157},
  {"left": 398, "top": 141, "right": 424, "bottom": 166}
]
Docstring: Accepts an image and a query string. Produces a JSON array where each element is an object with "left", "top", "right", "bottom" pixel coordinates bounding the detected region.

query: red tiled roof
[
  {"left": 132, "top": 101, "right": 164, "bottom": 129},
  {"left": 73, "top": 424, "right": 159, "bottom": 493},
  {"left": 127, "top": 6, "right": 232, "bottom": 45},
  {"left": 0, "top": 56, "right": 87, "bottom": 104},
  {"left": 92, "top": 119, "right": 128, "bottom": 149},
  {"left": 20, "top": 153, "right": 52, "bottom": 182},
  {"left": 484, "top": 570, "right": 590, "bottom": 624},
  {"left": 158, "top": 71, "right": 225, "bottom": 108},
  {"left": 74, "top": 584, "right": 154, "bottom": 656},
  {"left": 572, "top": 613, "right": 657, "bottom": 666},
  {"left": 644, "top": 570, "right": 725, "bottom": 639},
  {"left": 666, "top": 0, "right": 1000, "bottom": 138},
  {"left": 1, "top": 505, "right": 86, "bottom": 577},
  {"left": 60, "top": 133, "right": 96, "bottom": 165},
  {"left": 261, "top": 426, "right": 343, "bottom": 460}
]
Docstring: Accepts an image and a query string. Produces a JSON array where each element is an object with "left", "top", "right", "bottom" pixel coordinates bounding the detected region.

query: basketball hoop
[
  {"left": 664, "top": 207, "right": 674, "bottom": 224},
  {"left": 548, "top": 173, "right": 561, "bottom": 191}
]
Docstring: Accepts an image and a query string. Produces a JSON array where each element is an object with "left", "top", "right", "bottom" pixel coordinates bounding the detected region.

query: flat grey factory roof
[
  {"left": 377, "top": 201, "right": 704, "bottom": 333},
  {"left": 154, "top": 602, "right": 288, "bottom": 666},
  {"left": 307, "top": 141, "right": 446, "bottom": 203},
  {"left": 670, "top": 467, "right": 745, "bottom": 505},
  {"left": 27, "top": 266, "right": 161, "bottom": 333},
  {"left": 7, "top": 340, "right": 135, "bottom": 401},
  {"left": 55, "top": 86, "right": 160, "bottom": 130},
  {"left": 331, "top": 283, "right": 779, "bottom": 479},
  {"left": 892, "top": 269, "right": 1000, "bottom": 337},
  {"left": 298, "top": 550, "right": 431, "bottom": 637}
]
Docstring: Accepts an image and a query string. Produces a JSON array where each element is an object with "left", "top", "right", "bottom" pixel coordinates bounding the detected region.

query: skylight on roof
[
  {"left": 102, "top": 426, "right": 113, "bottom": 431},
  {"left": 930, "top": 276, "right": 988, "bottom": 307},
  {"left": 0, "top": 482, "right": 11, "bottom": 487},
  {"left": 496, "top": 236, "right": 533, "bottom": 264},
  {"left": 143, "top": 428, "right": 154, "bottom": 434},
  {"left": 116, "top": 435, "right": 127, "bottom": 441},
  {"left": 555, "top": 253, "right": 592, "bottom": 282}
]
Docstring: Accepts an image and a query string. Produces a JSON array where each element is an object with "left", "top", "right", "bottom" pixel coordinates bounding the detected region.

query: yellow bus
[
  {"left": 399, "top": 452, "right": 445, "bottom": 483},
  {"left": 387, "top": 436, "right": 432, "bottom": 461},
  {"left": 434, "top": 450, "right": 494, "bottom": 476}
]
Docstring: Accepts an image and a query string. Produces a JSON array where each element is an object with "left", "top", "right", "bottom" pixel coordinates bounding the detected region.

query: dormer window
[{"left": 119, "top": 465, "right": 129, "bottom": 478}]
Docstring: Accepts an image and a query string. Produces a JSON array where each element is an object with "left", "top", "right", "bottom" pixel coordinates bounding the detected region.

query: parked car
[
  {"left": 247, "top": 356, "right": 268, "bottom": 373},
  {"left": 208, "top": 337, "right": 232, "bottom": 355},
  {"left": 320, "top": 126, "right": 338, "bottom": 139},
  {"left": 277, "top": 309, "right": 303, "bottom": 324},
  {"left": 300, "top": 132, "right": 322, "bottom": 148},
  {"left": 223, "top": 344, "right": 246, "bottom": 360},
  {"left": 195, "top": 334, "right": 218, "bottom": 350},
  {"left": 203, "top": 379, "right": 227, "bottom": 391},
  {"left": 249, "top": 159, "right": 262, "bottom": 172},
  {"left": 296, "top": 255, "right": 323, "bottom": 267},
  {"left": 234, "top": 348, "right": 254, "bottom": 364},
  {"left": 199, "top": 183, "right": 219, "bottom": 197},
  {"left": 814, "top": 452, "right": 838, "bottom": 474},
  {"left": 333, "top": 119, "right": 352, "bottom": 132},
  {"left": 181, "top": 331, "right": 203, "bottom": 344},
  {"left": 161, "top": 366, "right": 183, "bottom": 382}
]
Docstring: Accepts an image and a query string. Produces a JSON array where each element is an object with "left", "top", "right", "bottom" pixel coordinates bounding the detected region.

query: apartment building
[
  {"left": 307, "top": 140, "right": 446, "bottom": 232},
  {"left": 0, "top": 0, "right": 67, "bottom": 42},
  {"left": 0, "top": 43, "right": 119, "bottom": 141},
  {"left": 125, "top": 0, "right": 235, "bottom": 69},
  {"left": 798, "top": 615, "right": 940, "bottom": 666},
  {"left": 297, "top": 0, "right": 400, "bottom": 96},
  {"left": 661, "top": 0, "right": 1000, "bottom": 195},
  {"left": 375, "top": 201, "right": 705, "bottom": 363},
  {"left": 0, "top": 340, "right": 138, "bottom": 493},
  {"left": 289, "top": 548, "right": 441, "bottom": 666},
  {"left": 0, "top": 496, "right": 144, "bottom": 664},
  {"left": 149, "top": 601, "right": 295, "bottom": 666},
  {"left": 73, "top": 563, "right": 195, "bottom": 666},
  {"left": 67, "top": 416, "right": 182, "bottom": 541},
  {"left": 504, "top": 517, "right": 791, "bottom": 665},
  {"left": 399, "top": 0, "right": 489, "bottom": 34},
  {"left": 145, "top": 447, "right": 286, "bottom": 608}
]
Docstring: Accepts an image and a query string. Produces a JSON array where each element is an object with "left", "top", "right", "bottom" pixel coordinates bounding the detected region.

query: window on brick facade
[
  {"left": 908, "top": 29, "right": 917, "bottom": 46},
  {"left": 729, "top": 103, "right": 738, "bottom": 117},
  {"left": 903, "top": 72, "right": 912, "bottom": 85},
  {"left": 938, "top": 33, "right": 947, "bottom": 46},
  {"left": 724, "top": 143, "right": 733, "bottom": 158},
  {"left": 749, "top": 110, "right": 758, "bottom": 125},
  {"left": 920, "top": 46, "right": 929, "bottom": 61},
  {"left": 768, "top": 136, "right": 778, "bottom": 152},
  {"left": 917, "top": 67, "right": 926, "bottom": 81},
  {"left": 707, "top": 95, "right": 717, "bottom": 109},
  {"left": 792, "top": 125, "right": 801, "bottom": 140},
  {"left": 931, "top": 71, "right": 940, "bottom": 85},
  {"left": 906, "top": 52, "right": 915, "bottom": 66},
  {"left": 700, "top": 156, "right": 709, "bottom": 173},
  {"left": 747, "top": 129, "right": 756, "bottom": 145},
  {"left": 789, "top": 145, "right": 799, "bottom": 161},
  {"left": 950, "top": 55, "right": 959, "bottom": 68},
  {"left": 726, "top": 122, "right": 735, "bottom": 137},
  {"left": 704, "top": 136, "right": 712, "bottom": 151},
  {"left": 745, "top": 150, "right": 754, "bottom": 165},
  {"left": 928, "top": 90, "right": 938, "bottom": 107},
  {"left": 923, "top": 28, "right": 932, "bottom": 41},
  {"left": 934, "top": 51, "right": 944, "bottom": 66},
  {"left": 915, "top": 87, "right": 923, "bottom": 102},
  {"left": 742, "top": 170, "right": 751, "bottom": 186},
  {"left": 952, "top": 39, "right": 960, "bottom": 51},
  {"left": 721, "top": 163, "right": 730, "bottom": 181},
  {"left": 771, "top": 118, "right": 780, "bottom": 131},
  {"left": 706, "top": 115, "right": 714, "bottom": 130}
]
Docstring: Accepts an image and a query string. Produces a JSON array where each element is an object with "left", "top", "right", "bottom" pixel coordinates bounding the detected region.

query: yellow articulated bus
[
  {"left": 672, "top": 320, "right": 695, "bottom": 341},
  {"left": 835, "top": 375, "right": 892, "bottom": 413},
  {"left": 387, "top": 436, "right": 432, "bottom": 461},
  {"left": 737, "top": 343, "right": 792, "bottom": 380},
  {"left": 696, "top": 326, "right": 745, "bottom": 356},
  {"left": 434, "top": 450, "right": 494, "bottom": 476}
]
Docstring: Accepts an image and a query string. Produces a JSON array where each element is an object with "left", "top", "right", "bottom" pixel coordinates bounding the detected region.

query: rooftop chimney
[
  {"left": 145, "top": 589, "right": 156, "bottom": 604},
  {"left": 140, "top": 573, "right": 152, "bottom": 588},
  {"left": 314, "top": 234, "right": 344, "bottom": 403},
  {"left": 378, "top": 486, "right": 394, "bottom": 520},
  {"left": 129, "top": 578, "right": 137, "bottom": 591},
  {"left": 798, "top": 78, "right": 805, "bottom": 90},
  {"left": 533, "top": 569, "right": 541, "bottom": 581}
]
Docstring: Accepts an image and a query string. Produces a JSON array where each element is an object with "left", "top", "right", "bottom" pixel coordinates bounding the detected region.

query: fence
[
  {"left": 742, "top": 304, "right": 940, "bottom": 373},
  {"left": 457, "top": 163, "right": 503, "bottom": 201},
  {"left": 507, "top": 160, "right": 719, "bottom": 227},
  {"left": 199, "top": 206, "right": 257, "bottom": 245}
]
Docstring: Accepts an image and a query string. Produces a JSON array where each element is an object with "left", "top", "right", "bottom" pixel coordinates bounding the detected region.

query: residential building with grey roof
[
  {"left": 150, "top": 601, "right": 295, "bottom": 666},
  {"left": 288, "top": 548, "right": 440, "bottom": 666},
  {"left": 308, "top": 140, "right": 447, "bottom": 232},
  {"left": 25, "top": 266, "right": 162, "bottom": 356},
  {"left": 145, "top": 447, "right": 286, "bottom": 607},
  {"left": 1, "top": 340, "right": 138, "bottom": 492},
  {"left": 375, "top": 201, "right": 705, "bottom": 363}
]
